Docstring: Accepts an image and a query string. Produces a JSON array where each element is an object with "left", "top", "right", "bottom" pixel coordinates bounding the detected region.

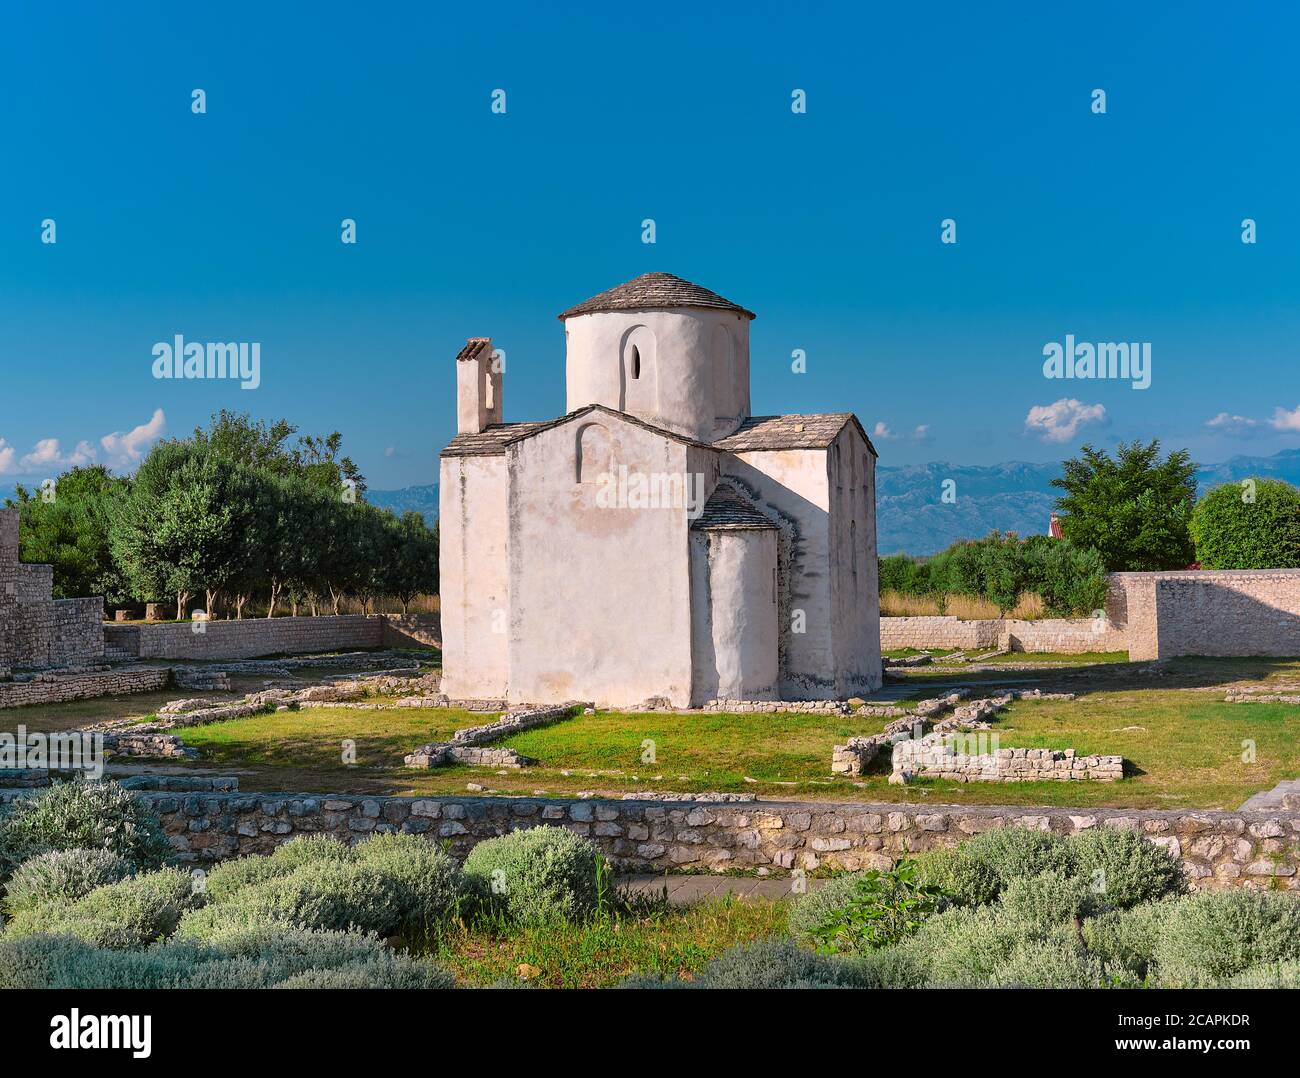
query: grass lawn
[
  {"left": 968, "top": 650, "right": 1131, "bottom": 665},
  {"left": 432, "top": 895, "right": 787, "bottom": 988},
  {"left": 178, "top": 706, "right": 492, "bottom": 782},
  {"left": 11, "top": 655, "right": 1300, "bottom": 811}
]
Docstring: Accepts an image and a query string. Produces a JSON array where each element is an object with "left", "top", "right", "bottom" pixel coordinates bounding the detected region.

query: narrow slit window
[{"left": 629, "top": 344, "right": 641, "bottom": 380}]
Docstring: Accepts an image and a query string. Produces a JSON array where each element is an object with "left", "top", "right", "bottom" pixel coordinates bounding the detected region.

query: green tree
[
  {"left": 1189, "top": 478, "right": 1300, "bottom": 569},
  {"left": 382, "top": 511, "right": 439, "bottom": 614},
  {"left": 110, "top": 442, "right": 262, "bottom": 617},
  {"left": 5, "top": 466, "right": 128, "bottom": 601},
  {"left": 1051, "top": 441, "right": 1197, "bottom": 571}
]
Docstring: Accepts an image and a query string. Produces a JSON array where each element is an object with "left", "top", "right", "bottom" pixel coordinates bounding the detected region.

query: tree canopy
[
  {"left": 10, "top": 412, "right": 434, "bottom": 617},
  {"left": 1051, "top": 440, "right": 1198, "bottom": 572},
  {"left": 1189, "top": 478, "right": 1300, "bottom": 569}
]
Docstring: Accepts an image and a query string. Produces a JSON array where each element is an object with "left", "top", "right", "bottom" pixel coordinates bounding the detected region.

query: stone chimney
[{"left": 456, "top": 337, "right": 502, "bottom": 434}]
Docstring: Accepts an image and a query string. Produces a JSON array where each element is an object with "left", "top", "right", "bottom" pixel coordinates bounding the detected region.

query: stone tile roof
[
  {"left": 456, "top": 338, "right": 492, "bottom": 363},
  {"left": 441, "top": 405, "right": 710, "bottom": 458},
  {"left": 713, "top": 413, "right": 876, "bottom": 454},
  {"left": 692, "top": 484, "right": 777, "bottom": 530},
  {"left": 557, "top": 272, "right": 756, "bottom": 321},
  {"left": 441, "top": 422, "right": 550, "bottom": 457}
]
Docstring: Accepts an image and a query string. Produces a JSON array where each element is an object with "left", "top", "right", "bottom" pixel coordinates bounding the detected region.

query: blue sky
[{"left": 2, "top": 1, "right": 1298, "bottom": 490}]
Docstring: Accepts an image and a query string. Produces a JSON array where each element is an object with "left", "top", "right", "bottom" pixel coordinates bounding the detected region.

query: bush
[
  {"left": 659, "top": 938, "right": 875, "bottom": 990},
  {"left": 879, "top": 534, "right": 1107, "bottom": 617},
  {"left": 1081, "top": 900, "right": 1174, "bottom": 984},
  {"left": 1190, "top": 478, "right": 1300, "bottom": 570},
  {"left": 912, "top": 846, "right": 1000, "bottom": 907},
  {"left": 3, "top": 848, "right": 133, "bottom": 916},
  {"left": 201, "top": 853, "right": 287, "bottom": 902},
  {"left": 999, "top": 870, "right": 1095, "bottom": 926},
  {"left": 352, "top": 833, "right": 463, "bottom": 938},
  {"left": 272, "top": 958, "right": 453, "bottom": 989},
  {"left": 788, "top": 860, "right": 943, "bottom": 955},
  {"left": 902, "top": 904, "right": 1104, "bottom": 988},
  {"left": 957, "top": 829, "right": 1073, "bottom": 895},
  {"left": 3, "top": 867, "right": 198, "bottom": 949},
  {"left": 202, "top": 861, "right": 404, "bottom": 938},
  {"left": 0, "top": 781, "right": 172, "bottom": 878},
  {"left": 787, "top": 875, "right": 862, "bottom": 949},
  {"left": 267, "top": 834, "right": 357, "bottom": 870},
  {"left": 1153, "top": 890, "right": 1300, "bottom": 987},
  {"left": 1067, "top": 828, "right": 1186, "bottom": 911},
  {"left": 463, "top": 826, "right": 607, "bottom": 926},
  {"left": 1226, "top": 961, "right": 1300, "bottom": 988},
  {"left": 0, "top": 926, "right": 455, "bottom": 989},
  {"left": 201, "top": 836, "right": 357, "bottom": 902}
]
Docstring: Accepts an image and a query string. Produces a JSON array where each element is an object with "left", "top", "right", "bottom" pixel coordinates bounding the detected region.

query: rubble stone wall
[{"left": 115, "top": 790, "right": 1300, "bottom": 891}]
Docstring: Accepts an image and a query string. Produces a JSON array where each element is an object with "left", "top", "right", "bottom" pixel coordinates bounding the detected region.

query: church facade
[{"left": 438, "top": 273, "right": 881, "bottom": 708}]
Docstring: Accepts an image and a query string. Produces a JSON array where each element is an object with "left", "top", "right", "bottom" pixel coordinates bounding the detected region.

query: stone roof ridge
[
  {"left": 558, "top": 272, "right": 756, "bottom": 321},
  {"left": 692, "top": 480, "right": 777, "bottom": 531}
]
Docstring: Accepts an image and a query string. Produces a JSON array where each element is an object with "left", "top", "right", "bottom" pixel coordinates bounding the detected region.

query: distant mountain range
[
  {"left": 373, "top": 448, "right": 1300, "bottom": 557},
  {"left": 366, "top": 484, "right": 439, "bottom": 523}
]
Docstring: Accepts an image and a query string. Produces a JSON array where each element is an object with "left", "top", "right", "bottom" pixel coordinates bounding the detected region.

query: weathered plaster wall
[
  {"left": 121, "top": 790, "right": 1300, "bottom": 891},
  {"left": 827, "top": 424, "right": 882, "bottom": 696},
  {"left": 564, "top": 308, "right": 751, "bottom": 442},
  {"left": 691, "top": 527, "right": 779, "bottom": 702},
  {"left": 722, "top": 449, "right": 838, "bottom": 698},
  {"left": 506, "top": 413, "right": 698, "bottom": 707},
  {"left": 438, "top": 454, "right": 509, "bottom": 700}
]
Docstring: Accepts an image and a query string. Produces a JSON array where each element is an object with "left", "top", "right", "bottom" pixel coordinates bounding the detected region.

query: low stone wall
[
  {"left": 104, "top": 615, "right": 386, "bottom": 661},
  {"left": 880, "top": 615, "right": 1127, "bottom": 656},
  {"left": 998, "top": 617, "right": 1128, "bottom": 654},
  {"left": 0, "top": 667, "right": 172, "bottom": 709},
  {"left": 381, "top": 614, "right": 441, "bottom": 649},
  {"left": 879, "top": 617, "right": 1000, "bottom": 651},
  {"left": 130, "top": 790, "right": 1300, "bottom": 890},
  {"left": 892, "top": 737, "right": 1124, "bottom": 783}
]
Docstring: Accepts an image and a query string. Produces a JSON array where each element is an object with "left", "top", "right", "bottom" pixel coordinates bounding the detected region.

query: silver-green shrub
[
  {"left": 999, "top": 870, "right": 1096, "bottom": 926},
  {"left": 207, "top": 861, "right": 404, "bottom": 937},
  {"left": 0, "top": 781, "right": 171, "bottom": 877},
  {"left": 462, "top": 826, "right": 607, "bottom": 926},
  {"left": 3, "top": 848, "right": 133, "bottom": 916},
  {"left": 352, "top": 832, "right": 463, "bottom": 938},
  {"left": 3, "top": 867, "right": 198, "bottom": 949},
  {"left": 1067, "top": 828, "right": 1186, "bottom": 911},
  {"left": 1152, "top": 890, "right": 1300, "bottom": 987}
]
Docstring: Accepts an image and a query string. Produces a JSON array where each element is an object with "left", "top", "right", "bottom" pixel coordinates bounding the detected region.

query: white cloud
[
  {"left": 19, "top": 437, "right": 98, "bottom": 472},
  {"left": 1024, "top": 398, "right": 1107, "bottom": 443},
  {"left": 100, "top": 408, "right": 166, "bottom": 469},
  {"left": 0, "top": 409, "right": 166, "bottom": 478},
  {"left": 872, "top": 422, "right": 931, "bottom": 443},
  {"left": 1270, "top": 404, "right": 1300, "bottom": 432},
  {"left": 1206, "top": 412, "right": 1264, "bottom": 437},
  {"left": 1203, "top": 404, "right": 1300, "bottom": 436}
]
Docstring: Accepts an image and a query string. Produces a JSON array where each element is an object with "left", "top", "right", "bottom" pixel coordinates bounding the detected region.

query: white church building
[{"left": 438, "top": 272, "right": 881, "bottom": 708}]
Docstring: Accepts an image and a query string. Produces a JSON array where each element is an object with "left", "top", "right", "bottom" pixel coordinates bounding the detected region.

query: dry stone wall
[
  {"left": 892, "top": 738, "right": 1124, "bottom": 783},
  {"left": 0, "top": 509, "right": 104, "bottom": 673},
  {"left": 0, "top": 667, "right": 171, "bottom": 709},
  {"left": 120, "top": 790, "right": 1300, "bottom": 891},
  {"left": 105, "top": 615, "right": 386, "bottom": 661}
]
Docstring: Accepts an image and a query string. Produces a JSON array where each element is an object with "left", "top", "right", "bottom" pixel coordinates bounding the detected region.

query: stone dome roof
[{"left": 557, "top": 272, "right": 756, "bottom": 321}]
